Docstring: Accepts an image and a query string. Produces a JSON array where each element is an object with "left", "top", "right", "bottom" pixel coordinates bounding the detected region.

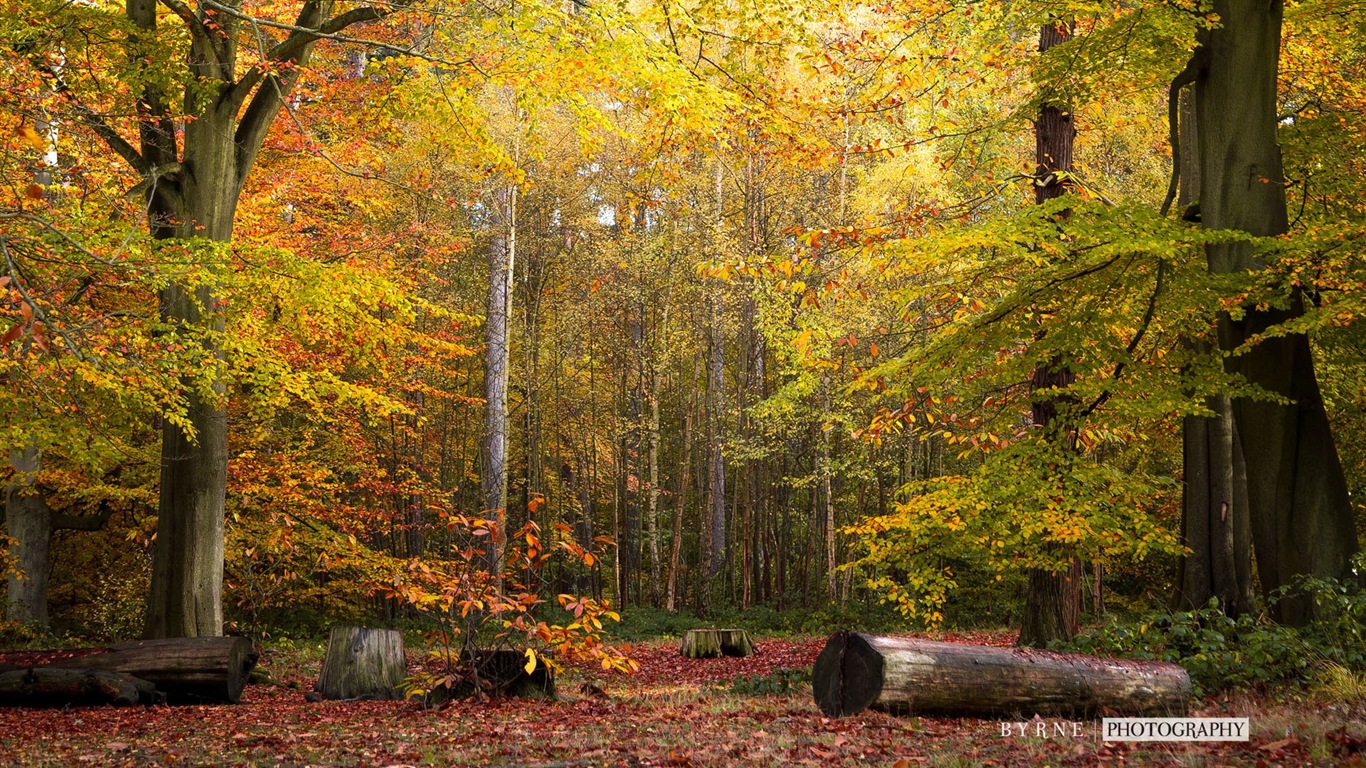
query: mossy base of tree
[
  {"left": 314, "top": 626, "right": 406, "bottom": 701},
  {"left": 680, "top": 629, "right": 755, "bottom": 658}
]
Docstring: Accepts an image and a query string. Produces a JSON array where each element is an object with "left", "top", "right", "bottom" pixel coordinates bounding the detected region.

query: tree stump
[
  {"left": 56, "top": 636, "right": 258, "bottom": 703},
  {"left": 813, "top": 631, "right": 1191, "bottom": 718},
  {"left": 314, "top": 626, "right": 406, "bottom": 701},
  {"left": 680, "top": 629, "right": 755, "bottom": 658},
  {"left": 0, "top": 668, "right": 164, "bottom": 707}
]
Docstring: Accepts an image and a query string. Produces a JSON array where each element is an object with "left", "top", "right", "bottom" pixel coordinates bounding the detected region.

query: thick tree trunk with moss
[
  {"left": 1174, "top": 88, "right": 1255, "bottom": 617},
  {"left": 1194, "top": 0, "right": 1358, "bottom": 624},
  {"left": 814, "top": 632, "right": 1190, "bottom": 718}
]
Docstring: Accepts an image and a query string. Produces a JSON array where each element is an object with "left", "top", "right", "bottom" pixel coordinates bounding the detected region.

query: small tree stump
[
  {"left": 314, "top": 627, "right": 405, "bottom": 701},
  {"left": 680, "top": 629, "right": 754, "bottom": 658},
  {"left": 57, "top": 637, "right": 258, "bottom": 703}
]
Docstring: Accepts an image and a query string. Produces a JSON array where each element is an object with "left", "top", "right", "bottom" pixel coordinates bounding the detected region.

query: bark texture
[
  {"left": 314, "top": 626, "right": 406, "bottom": 701},
  {"left": 5, "top": 446, "right": 51, "bottom": 627},
  {"left": 1017, "top": 20, "right": 1083, "bottom": 649},
  {"left": 0, "top": 668, "right": 162, "bottom": 708},
  {"left": 481, "top": 185, "right": 516, "bottom": 573},
  {"left": 813, "top": 631, "right": 1190, "bottom": 718},
  {"left": 58, "top": 636, "right": 258, "bottom": 703},
  {"left": 1194, "top": 0, "right": 1358, "bottom": 624},
  {"left": 680, "top": 629, "right": 755, "bottom": 658}
]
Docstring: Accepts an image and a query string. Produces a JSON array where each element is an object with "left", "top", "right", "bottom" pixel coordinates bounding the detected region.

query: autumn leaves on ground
[{"left": 1, "top": 631, "right": 1361, "bottom": 768}]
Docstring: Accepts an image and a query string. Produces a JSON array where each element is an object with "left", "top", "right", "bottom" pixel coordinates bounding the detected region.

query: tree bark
[
  {"left": 813, "top": 632, "right": 1190, "bottom": 718},
  {"left": 1194, "top": 0, "right": 1359, "bottom": 624},
  {"left": 680, "top": 628, "right": 754, "bottom": 659},
  {"left": 481, "top": 184, "right": 517, "bottom": 574},
  {"left": 5, "top": 445, "right": 51, "bottom": 627},
  {"left": 314, "top": 626, "right": 405, "bottom": 701},
  {"left": 0, "top": 668, "right": 162, "bottom": 708},
  {"left": 1017, "top": 20, "right": 1083, "bottom": 648}
]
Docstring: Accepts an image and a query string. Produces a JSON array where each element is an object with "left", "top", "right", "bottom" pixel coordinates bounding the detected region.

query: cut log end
[
  {"left": 315, "top": 626, "right": 406, "bottom": 701},
  {"left": 814, "top": 631, "right": 1191, "bottom": 719},
  {"left": 680, "top": 629, "right": 755, "bottom": 659}
]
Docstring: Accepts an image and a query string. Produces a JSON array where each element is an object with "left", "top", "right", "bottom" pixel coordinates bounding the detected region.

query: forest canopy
[{"left": 0, "top": 0, "right": 1363, "bottom": 658}]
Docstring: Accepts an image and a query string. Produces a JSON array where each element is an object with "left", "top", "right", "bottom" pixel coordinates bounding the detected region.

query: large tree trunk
[
  {"left": 1195, "top": 0, "right": 1359, "bottom": 624},
  {"left": 132, "top": 1, "right": 348, "bottom": 639},
  {"left": 1174, "top": 87, "right": 1255, "bottom": 616},
  {"left": 813, "top": 632, "right": 1190, "bottom": 718}
]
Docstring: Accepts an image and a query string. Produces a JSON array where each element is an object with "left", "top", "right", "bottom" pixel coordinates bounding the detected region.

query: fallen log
[
  {"left": 56, "top": 636, "right": 259, "bottom": 704},
  {"left": 680, "top": 629, "right": 754, "bottom": 659},
  {"left": 813, "top": 631, "right": 1191, "bottom": 718},
  {"left": 0, "top": 668, "right": 163, "bottom": 707},
  {"left": 314, "top": 626, "right": 405, "bottom": 701}
]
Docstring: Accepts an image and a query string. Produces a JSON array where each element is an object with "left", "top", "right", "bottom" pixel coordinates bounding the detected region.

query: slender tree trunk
[
  {"left": 705, "top": 160, "right": 726, "bottom": 584},
  {"left": 665, "top": 365, "right": 697, "bottom": 612},
  {"left": 645, "top": 316, "right": 664, "bottom": 607},
  {"left": 821, "top": 378, "right": 837, "bottom": 604},
  {"left": 1195, "top": 0, "right": 1358, "bottom": 624},
  {"left": 1017, "top": 20, "right": 1082, "bottom": 649},
  {"left": 481, "top": 184, "right": 516, "bottom": 574}
]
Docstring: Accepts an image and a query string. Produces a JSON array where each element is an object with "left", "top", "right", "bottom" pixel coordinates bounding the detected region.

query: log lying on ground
[
  {"left": 56, "top": 636, "right": 259, "bottom": 704},
  {"left": 314, "top": 626, "right": 406, "bottom": 701},
  {"left": 813, "top": 631, "right": 1191, "bottom": 718},
  {"left": 680, "top": 629, "right": 755, "bottom": 659},
  {"left": 0, "top": 668, "right": 163, "bottom": 707}
]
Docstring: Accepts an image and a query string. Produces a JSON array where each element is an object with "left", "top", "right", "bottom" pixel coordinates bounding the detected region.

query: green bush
[
  {"left": 728, "top": 666, "right": 811, "bottom": 695},
  {"left": 1055, "top": 563, "right": 1366, "bottom": 697}
]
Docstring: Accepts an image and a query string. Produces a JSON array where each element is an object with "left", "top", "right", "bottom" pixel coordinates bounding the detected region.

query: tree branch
[{"left": 1160, "top": 51, "right": 1203, "bottom": 218}]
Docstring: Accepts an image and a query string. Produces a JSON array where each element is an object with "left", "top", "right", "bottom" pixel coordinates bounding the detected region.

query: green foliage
[
  {"left": 1057, "top": 561, "right": 1366, "bottom": 697},
  {"left": 728, "top": 666, "right": 811, "bottom": 696},
  {"left": 70, "top": 558, "right": 150, "bottom": 642}
]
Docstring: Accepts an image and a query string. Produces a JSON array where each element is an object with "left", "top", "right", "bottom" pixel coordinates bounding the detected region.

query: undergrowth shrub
[
  {"left": 728, "top": 667, "right": 811, "bottom": 695},
  {"left": 1056, "top": 562, "right": 1366, "bottom": 697}
]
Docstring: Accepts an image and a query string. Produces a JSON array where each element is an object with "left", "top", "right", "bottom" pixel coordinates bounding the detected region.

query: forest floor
[{"left": 1, "top": 631, "right": 1363, "bottom": 767}]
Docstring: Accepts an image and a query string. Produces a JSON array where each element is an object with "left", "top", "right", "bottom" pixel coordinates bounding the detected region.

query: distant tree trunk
[
  {"left": 1195, "top": 0, "right": 1358, "bottom": 624},
  {"left": 665, "top": 369, "right": 697, "bottom": 612},
  {"left": 5, "top": 446, "right": 51, "bottom": 627},
  {"left": 1017, "top": 20, "right": 1082, "bottom": 649},
  {"left": 705, "top": 160, "right": 726, "bottom": 584},
  {"left": 481, "top": 183, "right": 517, "bottom": 574},
  {"left": 645, "top": 313, "right": 665, "bottom": 606},
  {"left": 821, "top": 379, "right": 837, "bottom": 604}
]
